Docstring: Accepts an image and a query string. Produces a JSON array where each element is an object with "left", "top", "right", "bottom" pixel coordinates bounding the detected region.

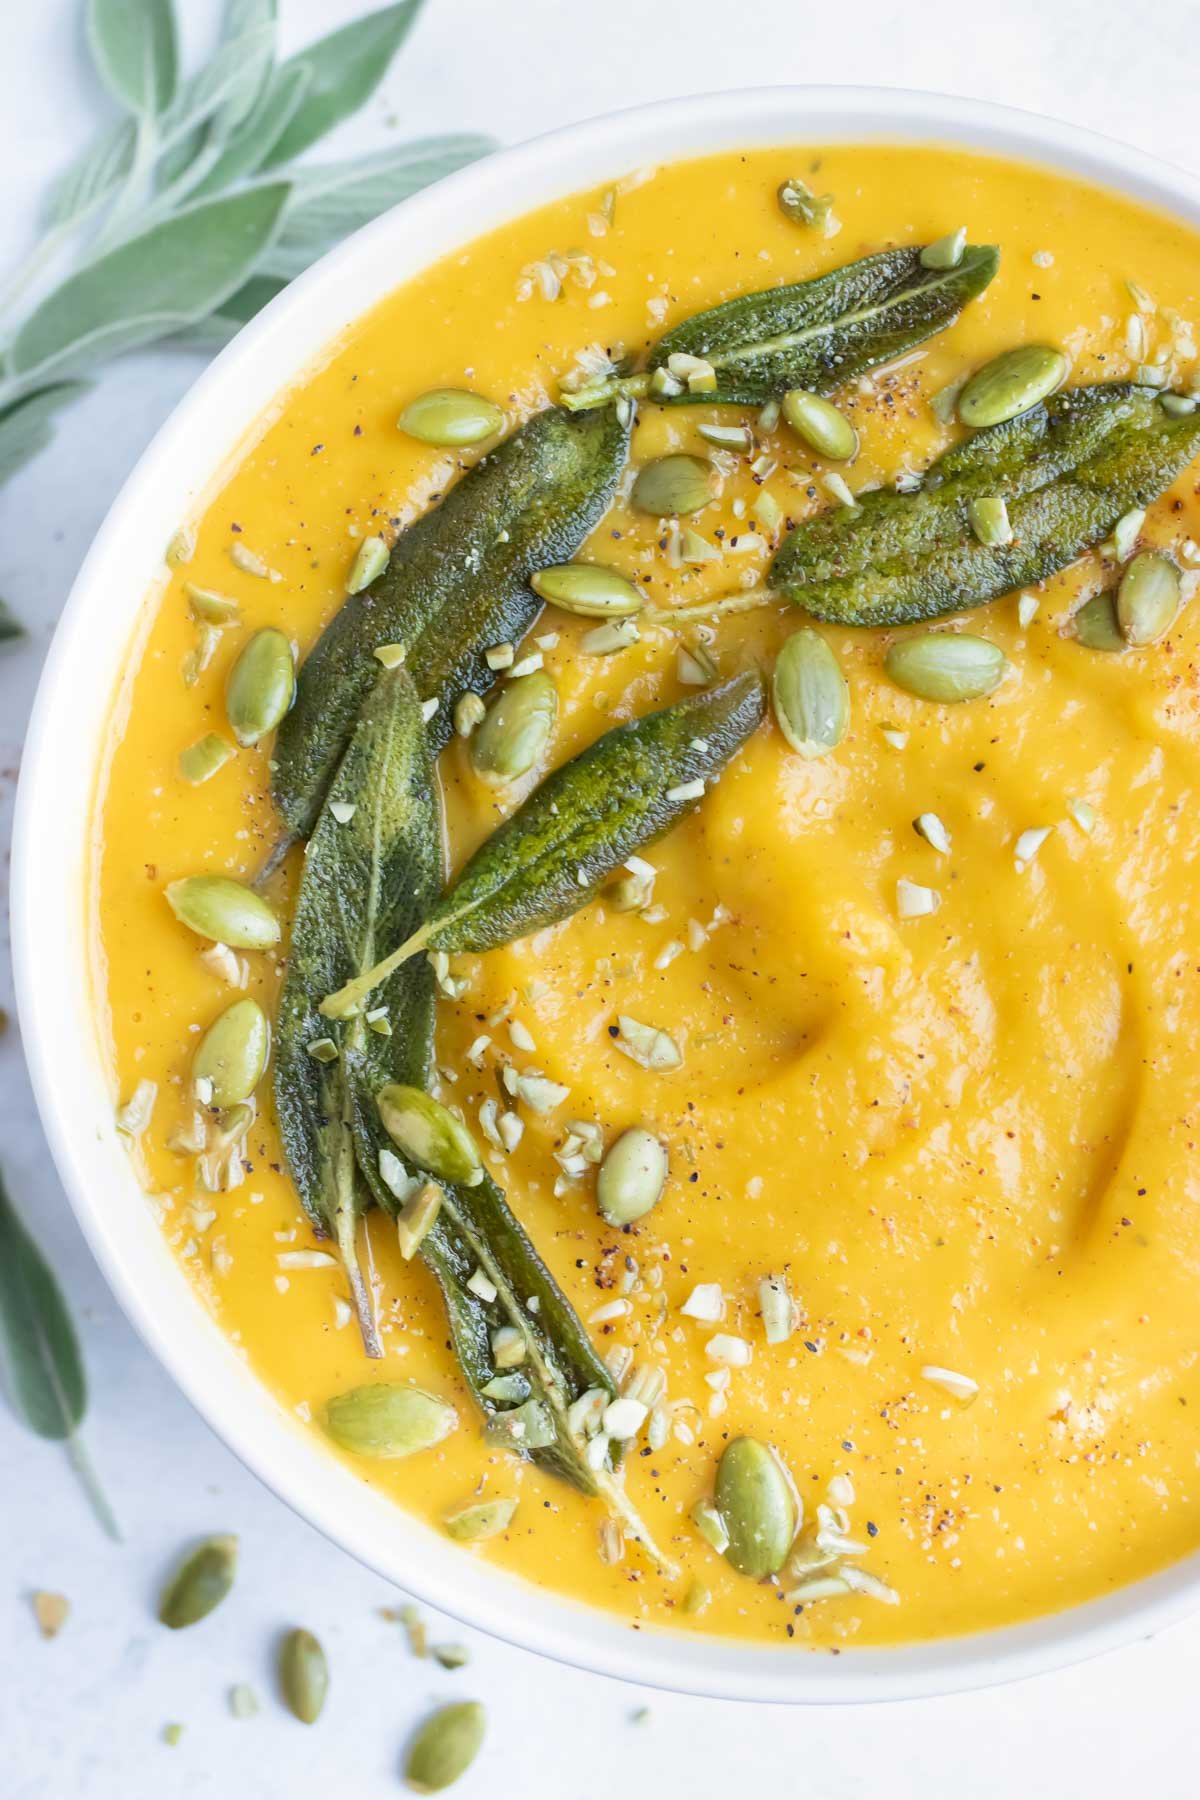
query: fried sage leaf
[
  {"left": 273, "top": 665, "right": 439, "bottom": 1355},
  {"left": 272, "top": 403, "right": 630, "bottom": 839},
  {"left": 321, "top": 671, "right": 766, "bottom": 1018},
  {"left": 773, "top": 383, "right": 1200, "bottom": 625},
  {"left": 564, "top": 244, "right": 998, "bottom": 410}
]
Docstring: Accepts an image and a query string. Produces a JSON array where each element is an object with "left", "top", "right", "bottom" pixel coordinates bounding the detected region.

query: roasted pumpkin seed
[
  {"left": 530, "top": 562, "right": 643, "bottom": 617},
  {"left": 347, "top": 534, "right": 389, "bottom": 594},
  {"left": 772, "top": 628, "right": 850, "bottom": 757},
  {"left": 225, "top": 628, "right": 295, "bottom": 747},
  {"left": 165, "top": 876, "right": 280, "bottom": 950},
  {"left": 404, "top": 1700, "right": 486, "bottom": 1793},
  {"left": 1117, "top": 550, "right": 1181, "bottom": 644},
  {"left": 192, "top": 998, "right": 270, "bottom": 1106},
  {"left": 1073, "top": 590, "right": 1126, "bottom": 651},
  {"left": 324, "top": 1382, "right": 458, "bottom": 1459},
  {"left": 398, "top": 388, "right": 503, "bottom": 447},
  {"left": 469, "top": 668, "right": 558, "bottom": 786},
  {"left": 631, "top": 454, "right": 713, "bottom": 517},
  {"left": 443, "top": 1497, "right": 518, "bottom": 1541},
  {"left": 279, "top": 1627, "right": 329, "bottom": 1725},
  {"left": 158, "top": 1535, "right": 237, "bottom": 1629},
  {"left": 781, "top": 390, "right": 858, "bottom": 461},
  {"left": 377, "top": 1085, "right": 483, "bottom": 1186},
  {"left": 596, "top": 1128, "right": 668, "bottom": 1226},
  {"left": 714, "top": 1437, "right": 797, "bottom": 1578},
  {"left": 178, "top": 732, "right": 234, "bottom": 784},
  {"left": 957, "top": 344, "right": 1069, "bottom": 428},
  {"left": 884, "top": 633, "right": 1007, "bottom": 702}
]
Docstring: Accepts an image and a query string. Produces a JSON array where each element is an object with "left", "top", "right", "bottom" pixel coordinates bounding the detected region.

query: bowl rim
[{"left": 14, "top": 82, "right": 1200, "bottom": 1706}]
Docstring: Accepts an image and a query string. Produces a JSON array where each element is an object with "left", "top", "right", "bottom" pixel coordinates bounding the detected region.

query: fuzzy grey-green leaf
[
  {"left": 12, "top": 185, "right": 290, "bottom": 383},
  {"left": 87, "top": 0, "right": 178, "bottom": 115},
  {"left": 262, "top": 2, "right": 424, "bottom": 169}
]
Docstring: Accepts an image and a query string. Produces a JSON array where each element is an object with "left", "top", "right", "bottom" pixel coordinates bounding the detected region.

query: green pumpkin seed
[
  {"left": 225, "top": 628, "right": 295, "bottom": 747},
  {"left": 776, "top": 177, "right": 836, "bottom": 235},
  {"left": 772, "top": 628, "right": 850, "bottom": 757},
  {"left": 324, "top": 1382, "right": 458, "bottom": 1459},
  {"left": 469, "top": 669, "right": 558, "bottom": 786},
  {"left": 957, "top": 344, "right": 1069, "bottom": 428},
  {"left": 1117, "top": 550, "right": 1181, "bottom": 645},
  {"left": 781, "top": 390, "right": 858, "bottom": 461},
  {"left": 596, "top": 1127, "right": 668, "bottom": 1226},
  {"left": 920, "top": 227, "right": 966, "bottom": 271},
  {"left": 347, "top": 534, "right": 389, "bottom": 595},
  {"left": 279, "top": 1627, "right": 328, "bottom": 1725},
  {"left": 1073, "top": 590, "right": 1126, "bottom": 652},
  {"left": 404, "top": 1700, "right": 486, "bottom": 1793},
  {"left": 714, "top": 1437, "right": 797, "bottom": 1578},
  {"left": 530, "top": 562, "right": 643, "bottom": 617},
  {"left": 165, "top": 876, "right": 280, "bottom": 950},
  {"left": 691, "top": 1497, "right": 730, "bottom": 1553},
  {"left": 443, "top": 1497, "right": 518, "bottom": 1541},
  {"left": 193, "top": 998, "right": 270, "bottom": 1106},
  {"left": 179, "top": 732, "right": 234, "bottom": 784},
  {"left": 185, "top": 583, "right": 240, "bottom": 625},
  {"left": 967, "top": 496, "right": 1012, "bottom": 547},
  {"left": 884, "top": 633, "right": 1007, "bottom": 702},
  {"left": 398, "top": 388, "right": 503, "bottom": 447},
  {"left": 631, "top": 454, "right": 713, "bottom": 518},
  {"left": 396, "top": 1181, "right": 444, "bottom": 1260},
  {"left": 158, "top": 1534, "right": 237, "bottom": 1629},
  {"left": 377, "top": 1085, "right": 483, "bottom": 1186}
]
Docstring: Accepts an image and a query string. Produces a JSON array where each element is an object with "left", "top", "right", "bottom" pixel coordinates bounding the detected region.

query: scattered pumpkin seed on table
[
  {"left": 158, "top": 1535, "right": 238, "bottom": 1629},
  {"left": 404, "top": 1700, "right": 486, "bottom": 1793},
  {"left": 279, "top": 1627, "right": 329, "bottom": 1724}
]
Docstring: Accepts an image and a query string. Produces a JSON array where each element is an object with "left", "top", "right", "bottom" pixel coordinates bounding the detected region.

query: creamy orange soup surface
[{"left": 94, "top": 143, "right": 1200, "bottom": 1650}]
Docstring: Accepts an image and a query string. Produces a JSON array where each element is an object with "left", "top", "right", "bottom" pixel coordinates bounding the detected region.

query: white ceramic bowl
[{"left": 15, "top": 85, "right": 1200, "bottom": 1704}]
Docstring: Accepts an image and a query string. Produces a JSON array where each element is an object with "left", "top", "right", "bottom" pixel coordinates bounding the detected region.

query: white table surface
[{"left": 5, "top": 2, "right": 1200, "bottom": 1795}]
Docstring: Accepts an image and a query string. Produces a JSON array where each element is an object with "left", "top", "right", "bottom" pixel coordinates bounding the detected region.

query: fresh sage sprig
[
  {"left": 772, "top": 383, "right": 1200, "bottom": 624},
  {"left": 560, "top": 243, "right": 999, "bottom": 411},
  {"left": 321, "top": 670, "right": 766, "bottom": 1019},
  {"left": 272, "top": 402, "right": 630, "bottom": 840},
  {"left": 0, "top": 1167, "right": 120, "bottom": 1539},
  {"left": 0, "top": 0, "right": 494, "bottom": 635},
  {"left": 274, "top": 664, "right": 439, "bottom": 1355}
]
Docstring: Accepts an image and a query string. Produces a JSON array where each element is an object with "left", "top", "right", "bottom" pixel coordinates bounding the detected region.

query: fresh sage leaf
[
  {"left": 42, "top": 119, "right": 136, "bottom": 231},
  {"left": 148, "top": 20, "right": 277, "bottom": 197},
  {"left": 262, "top": 1, "right": 425, "bottom": 170},
  {"left": 773, "top": 384, "right": 1200, "bottom": 625},
  {"left": 172, "top": 273, "right": 288, "bottom": 349},
  {"left": 206, "top": 0, "right": 278, "bottom": 137},
  {"left": 264, "top": 138, "right": 494, "bottom": 280},
  {"left": 0, "top": 597, "right": 23, "bottom": 643},
  {"left": 273, "top": 403, "right": 630, "bottom": 840},
  {"left": 0, "top": 1168, "right": 120, "bottom": 1539},
  {"left": 274, "top": 664, "right": 439, "bottom": 1355},
  {"left": 565, "top": 244, "right": 998, "bottom": 411},
  {"left": 11, "top": 182, "right": 290, "bottom": 382},
  {"left": 321, "top": 671, "right": 765, "bottom": 1018},
  {"left": 0, "top": 382, "right": 90, "bottom": 487},
  {"left": 86, "top": 0, "right": 178, "bottom": 116},
  {"left": 187, "top": 64, "right": 311, "bottom": 202},
  {"left": 649, "top": 243, "right": 999, "bottom": 406}
]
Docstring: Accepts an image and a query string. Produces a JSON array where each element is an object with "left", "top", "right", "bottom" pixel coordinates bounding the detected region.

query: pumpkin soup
[{"left": 95, "top": 143, "right": 1200, "bottom": 1649}]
